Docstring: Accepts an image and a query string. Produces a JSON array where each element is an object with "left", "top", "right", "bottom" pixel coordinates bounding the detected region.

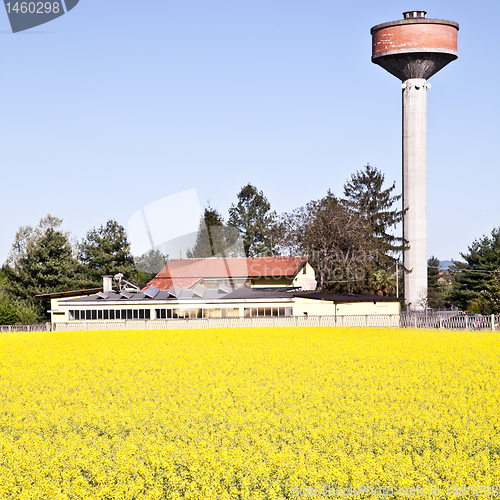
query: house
[
  {"left": 41, "top": 257, "right": 401, "bottom": 327},
  {"left": 146, "top": 256, "right": 317, "bottom": 291},
  {"left": 48, "top": 281, "right": 400, "bottom": 326}
]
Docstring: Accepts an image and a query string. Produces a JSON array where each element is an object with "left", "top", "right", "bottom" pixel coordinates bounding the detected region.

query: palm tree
[{"left": 370, "top": 269, "right": 396, "bottom": 296}]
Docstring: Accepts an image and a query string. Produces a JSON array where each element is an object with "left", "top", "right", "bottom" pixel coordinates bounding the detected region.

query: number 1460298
[{"left": 5, "top": 2, "right": 60, "bottom": 14}]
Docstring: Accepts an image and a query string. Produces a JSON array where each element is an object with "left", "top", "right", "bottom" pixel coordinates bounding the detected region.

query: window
[
  {"left": 244, "top": 308, "right": 258, "bottom": 318},
  {"left": 67, "top": 308, "right": 157, "bottom": 321},
  {"left": 155, "top": 309, "right": 172, "bottom": 320},
  {"left": 244, "top": 307, "right": 292, "bottom": 318}
]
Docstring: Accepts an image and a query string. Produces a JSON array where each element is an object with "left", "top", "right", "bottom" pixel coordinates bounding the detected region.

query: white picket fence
[
  {"left": 0, "top": 323, "right": 51, "bottom": 333},
  {"left": 1, "top": 313, "right": 499, "bottom": 333},
  {"left": 47, "top": 314, "right": 401, "bottom": 332}
]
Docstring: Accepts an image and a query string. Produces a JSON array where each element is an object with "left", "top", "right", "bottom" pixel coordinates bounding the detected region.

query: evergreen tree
[
  {"left": 343, "top": 164, "right": 405, "bottom": 274},
  {"left": 188, "top": 204, "right": 227, "bottom": 258},
  {"left": 79, "top": 220, "right": 137, "bottom": 286},
  {"left": 134, "top": 249, "right": 168, "bottom": 275},
  {"left": 134, "top": 249, "right": 169, "bottom": 288},
  {"left": 427, "top": 256, "right": 445, "bottom": 309},
  {"left": 0, "top": 272, "right": 19, "bottom": 324},
  {"left": 0, "top": 298, "right": 19, "bottom": 325},
  {"left": 6, "top": 215, "right": 64, "bottom": 268},
  {"left": 483, "top": 274, "right": 500, "bottom": 314},
  {"left": 449, "top": 227, "right": 500, "bottom": 311},
  {"left": 228, "top": 184, "right": 276, "bottom": 257},
  {"left": 3, "top": 228, "right": 86, "bottom": 320}
]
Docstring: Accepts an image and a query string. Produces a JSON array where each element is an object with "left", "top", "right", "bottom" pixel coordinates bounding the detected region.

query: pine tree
[
  {"left": 343, "top": 164, "right": 405, "bottom": 273},
  {"left": 188, "top": 205, "right": 225, "bottom": 258},
  {"left": 449, "top": 227, "right": 500, "bottom": 311},
  {"left": 427, "top": 256, "right": 445, "bottom": 309},
  {"left": 79, "top": 220, "right": 137, "bottom": 286},
  {"left": 133, "top": 249, "right": 168, "bottom": 288},
  {"left": 3, "top": 228, "right": 87, "bottom": 320},
  {"left": 484, "top": 274, "right": 500, "bottom": 314},
  {"left": 134, "top": 249, "right": 168, "bottom": 274},
  {"left": 0, "top": 271, "right": 19, "bottom": 324},
  {"left": 6, "top": 215, "right": 64, "bottom": 268}
]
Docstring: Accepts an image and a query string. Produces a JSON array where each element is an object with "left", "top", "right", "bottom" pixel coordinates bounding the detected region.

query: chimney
[{"left": 103, "top": 276, "right": 113, "bottom": 293}]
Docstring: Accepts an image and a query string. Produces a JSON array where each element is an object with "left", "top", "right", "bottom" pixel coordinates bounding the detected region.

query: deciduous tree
[
  {"left": 228, "top": 184, "right": 276, "bottom": 257},
  {"left": 282, "top": 192, "right": 371, "bottom": 292}
]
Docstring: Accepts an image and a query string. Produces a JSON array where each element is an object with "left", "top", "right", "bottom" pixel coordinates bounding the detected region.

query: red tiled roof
[
  {"left": 145, "top": 256, "right": 307, "bottom": 290},
  {"left": 146, "top": 277, "right": 202, "bottom": 290}
]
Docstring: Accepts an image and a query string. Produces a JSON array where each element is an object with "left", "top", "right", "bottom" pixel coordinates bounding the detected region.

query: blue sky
[{"left": 0, "top": 0, "right": 498, "bottom": 264}]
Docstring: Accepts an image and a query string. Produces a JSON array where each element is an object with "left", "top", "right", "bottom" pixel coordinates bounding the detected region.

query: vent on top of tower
[{"left": 403, "top": 11, "right": 427, "bottom": 19}]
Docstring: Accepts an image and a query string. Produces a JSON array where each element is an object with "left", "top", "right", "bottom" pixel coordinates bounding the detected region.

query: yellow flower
[{"left": 0, "top": 327, "right": 498, "bottom": 498}]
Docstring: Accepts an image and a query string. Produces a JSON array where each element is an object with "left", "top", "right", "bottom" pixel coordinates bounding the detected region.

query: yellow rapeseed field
[{"left": 0, "top": 327, "right": 499, "bottom": 499}]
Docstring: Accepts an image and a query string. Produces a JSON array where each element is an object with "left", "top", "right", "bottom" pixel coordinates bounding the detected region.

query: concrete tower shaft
[
  {"left": 370, "top": 12, "right": 459, "bottom": 309},
  {"left": 402, "top": 78, "right": 428, "bottom": 308}
]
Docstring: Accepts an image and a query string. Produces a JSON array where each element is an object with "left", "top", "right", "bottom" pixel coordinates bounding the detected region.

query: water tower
[{"left": 371, "top": 11, "right": 459, "bottom": 309}]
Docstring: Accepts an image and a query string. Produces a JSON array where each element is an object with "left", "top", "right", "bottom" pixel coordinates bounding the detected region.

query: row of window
[
  {"left": 68, "top": 306, "right": 294, "bottom": 321},
  {"left": 155, "top": 308, "right": 240, "bottom": 319},
  {"left": 69, "top": 309, "right": 151, "bottom": 321},
  {"left": 244, "top": 307, "right": 293, "bottom": 318}
]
